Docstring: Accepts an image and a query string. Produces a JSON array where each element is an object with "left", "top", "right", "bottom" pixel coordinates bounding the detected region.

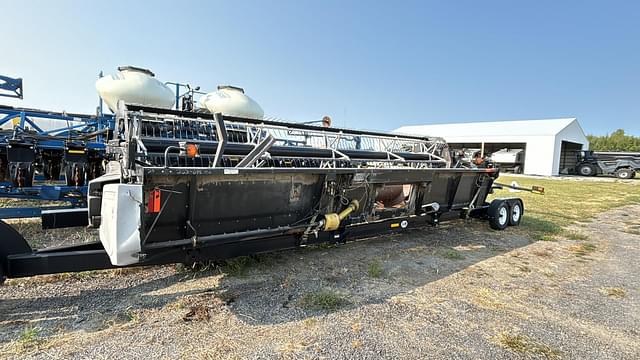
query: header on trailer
[{"left": 1, "top": 97, "right": 540, "bottom": 284}]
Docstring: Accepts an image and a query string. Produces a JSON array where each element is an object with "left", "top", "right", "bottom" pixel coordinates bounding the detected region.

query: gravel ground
[{"left": 1, "top": 205, "right": 639, "bottom": 359}]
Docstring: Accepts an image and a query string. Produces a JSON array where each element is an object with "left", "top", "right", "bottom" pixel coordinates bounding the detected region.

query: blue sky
[{"left": 2, "top": 0, "right": 639, "bottom": 135}]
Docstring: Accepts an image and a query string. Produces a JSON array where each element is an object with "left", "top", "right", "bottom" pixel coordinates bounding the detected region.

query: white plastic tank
[
  {"left": 198, "top": 86, "right": 264, "bottom": 119},
  {"left": 96, "top": 66, "right": 175, "bottom": 112}
]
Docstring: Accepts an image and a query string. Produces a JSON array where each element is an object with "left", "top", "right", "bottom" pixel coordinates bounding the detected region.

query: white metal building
[{"left": 396, "top": 118, "right": 589, "bottom": 176}]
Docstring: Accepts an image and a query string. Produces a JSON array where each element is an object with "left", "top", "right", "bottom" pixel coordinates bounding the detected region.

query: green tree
[{"left": 587, "top": 129, "right": 640, "bottom": 152}]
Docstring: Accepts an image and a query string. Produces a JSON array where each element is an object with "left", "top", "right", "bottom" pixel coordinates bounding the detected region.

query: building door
[{"left": 559, "top": 141, "right": 583, "bottom": 174}]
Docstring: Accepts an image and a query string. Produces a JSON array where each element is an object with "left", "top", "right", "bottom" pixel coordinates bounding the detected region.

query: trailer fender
[
  {"left": 99, "top": 183, "right": 143, "bottom": 266},
  {"left": 0, "top": 220, "right": 33, "bottom": 283}
]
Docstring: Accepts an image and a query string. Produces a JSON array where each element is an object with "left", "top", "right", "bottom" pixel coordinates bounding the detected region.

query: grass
[
  {"left": 623, "top": 225, "right": 640, "bottom": 235},
  {"left": 124, "top": 308, "right": 139, "bottom": 323},
  {"left": 473, "top": 288, "right": 506, "bottom": 309},
  {"left": 437, "top": 247, "right": 465, "bottom": 260},
  {"left": 491, "top": 176, "right": 640, "bottom": 240},
  {"left": 299, "top": 289, "right": 348, "bottom": 311},
  {"left": 5, "top": 269, "right": 126, "bottom": 286},
  {"left": 0, "top": 326, "right": 43, "bottom": 356},
  {"left": 303, "top": 318, "right": 318, "bottom": 328},
  {"left": 532, "top": 249, "right": 552, "bottom": 258},
  {"left": 222, "top": 256, "right": 255, "bottom": 277},
  {"left": 495, "top": 332, "right": 561, "bottom": 359},
  {"left": 367, "top": 260, "right": 384, "bottom": 278},
  {"left": 569, "top": 243, "right": 597, "bottom": 256},
  {"left": 19, "top": 327, "right": 40, "bottom": 347},
  {"left": 599, "top": 287, "right": 626, "bottom": 298},
  {"left": 563, "top": 230, "right": 589, "bottom": 240}
]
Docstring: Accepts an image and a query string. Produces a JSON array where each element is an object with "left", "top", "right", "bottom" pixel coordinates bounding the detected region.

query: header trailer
[{"left": 1, "top": 104, "right": 530, "bottom": 283}]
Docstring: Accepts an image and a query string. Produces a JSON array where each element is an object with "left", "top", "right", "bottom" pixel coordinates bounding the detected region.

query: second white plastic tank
[{"left": 198, "top": 86, "right": 264, "bottom": 120}]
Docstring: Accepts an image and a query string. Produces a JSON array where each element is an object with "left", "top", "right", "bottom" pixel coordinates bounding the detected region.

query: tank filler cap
[
  {"left": 117, "top": 66, "right": 155, "bottom": 77},
  {"left": 217, "top": 85, "right": 245, "bottom": 93}
]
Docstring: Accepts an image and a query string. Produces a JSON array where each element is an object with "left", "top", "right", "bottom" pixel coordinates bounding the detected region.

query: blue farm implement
[{"left": 0, "top": 74, "right": 114, "bottom": 219}]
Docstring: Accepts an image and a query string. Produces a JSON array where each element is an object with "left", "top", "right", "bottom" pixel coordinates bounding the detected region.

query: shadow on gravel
[
  {"left": 211, "top": 221, "right": 532, "bottom": 326},
  {"left": 0, "top": 219, "right": 532, "bottom": 342},
  {"left": 0, "top": 273, "right": 207, "bottom": 339}
]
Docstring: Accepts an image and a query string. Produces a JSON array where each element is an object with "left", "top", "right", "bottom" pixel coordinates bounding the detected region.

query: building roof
[{"left": 395, "top": 118, "right": 578, "bottom": 138}]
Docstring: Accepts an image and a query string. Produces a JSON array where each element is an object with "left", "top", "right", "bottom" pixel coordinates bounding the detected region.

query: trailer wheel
[
  {"left": 578, "top": 163, "right": 596, "bottom": 176},
  {"left": 615, "top": 168, "right": 633, "bottom": 179},
  {"left": 509, "top": 200, "right": 523, "bottom": 226},
  {"left": 488, "top": 200, "right": 509, "bottom": 230}
]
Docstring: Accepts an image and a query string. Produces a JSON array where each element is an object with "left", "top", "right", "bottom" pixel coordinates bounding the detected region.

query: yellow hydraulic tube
[{"left": 323, "top": 199, "right": 360, "bottom": 231}]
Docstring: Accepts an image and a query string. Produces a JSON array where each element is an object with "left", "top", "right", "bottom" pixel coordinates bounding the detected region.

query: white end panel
[{"left": 99, "top": 184, "right": 142, "bottom": 266}]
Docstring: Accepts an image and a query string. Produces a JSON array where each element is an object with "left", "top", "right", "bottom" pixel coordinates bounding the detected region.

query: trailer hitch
[{"left": 493, "top": 181, "right": 544, "bottom": 195}]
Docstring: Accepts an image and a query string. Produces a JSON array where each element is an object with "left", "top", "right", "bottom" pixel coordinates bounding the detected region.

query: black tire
[
  {"left": 578, "top": 163, "right": 596, "bottom": 177},
  {"left": 631, "top": 171, "right": 637, "bottom": 179},
  {"left": 509, "top": 200, "right": 524, "bottom": 226},
  {"left": 488, "top": 199, "right": 510, "bottom": 230},
  {"left": 513, "top": 165, "right": 522, "bottom": 174},
  {"left": 615, "top": 168, "right": 633, "bottom": 179}
]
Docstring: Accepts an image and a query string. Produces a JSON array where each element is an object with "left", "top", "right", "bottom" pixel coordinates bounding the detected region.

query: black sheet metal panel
[
  {"left": 140, "top": 167, "right": 498, "bottom": 245},
  {"left": 141, "top": 172, "right": 325, "bottom": 243}
]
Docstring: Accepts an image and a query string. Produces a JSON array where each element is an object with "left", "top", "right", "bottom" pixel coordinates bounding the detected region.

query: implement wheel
[
  {"left": 488, "top": 199, "right": 510, "bottom": 230},
  {"left": 578, "top": 163, "right": 596, "bottom": 177},
  {"left": 615, "top": 168, "right": 633, "bottom": 179}
]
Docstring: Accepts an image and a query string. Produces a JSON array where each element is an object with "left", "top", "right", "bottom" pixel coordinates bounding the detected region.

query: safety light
[
  {"left": 179, "top": 142, "right": 200, "bottom": 158},
  {"left": 532, "top": 185, "right": 545, "bottom": 195}
]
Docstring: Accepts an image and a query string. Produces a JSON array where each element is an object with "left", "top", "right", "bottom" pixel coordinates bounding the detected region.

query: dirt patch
[{"left": 1, "top": 205, "right": 639, "bottom": 359}]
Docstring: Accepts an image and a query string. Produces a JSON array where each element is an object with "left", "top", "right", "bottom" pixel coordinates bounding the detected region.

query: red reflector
[{"left": 148, "top": 189, "right": 161, "bottom": 213}]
